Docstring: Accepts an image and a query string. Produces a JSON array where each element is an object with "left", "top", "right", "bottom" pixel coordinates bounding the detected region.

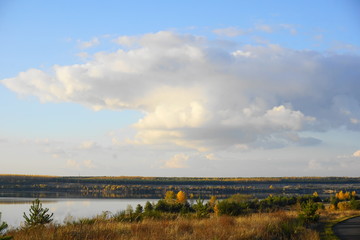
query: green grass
[{"left": 321, "top": 213, "right": 360, "bottom": 240}]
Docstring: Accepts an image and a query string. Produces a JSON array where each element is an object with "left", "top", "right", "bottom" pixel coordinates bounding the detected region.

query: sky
[{"left": 1, "top": 0, "right": 360, "bottom": 177}]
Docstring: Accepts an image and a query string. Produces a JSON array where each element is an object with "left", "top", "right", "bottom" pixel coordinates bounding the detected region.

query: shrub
[
  {"left": 227, "top": 194, "right": 252, "bottom": 203},
  {"left": 192, "top": 198, "right": 209, "bottom": 218},
  {"left": 350, "top": 199, "right": 360, "bottom": 210},
  {"left": 154, "top": 199, "right": 169, "bottom": 212},
  {"left": 337, "top": 201, "right": 352, "bottom": 211},
  {"left": 216, "top": 200, "right": 248, "bottom": 216},
  {"left": 298, "top": 200, "right": 320, "bottom": 225},
  {"left": 328, "top": 203, "right": 337, "bottom": 211},
  {"left": 113, "top": 208, "right": 142, "bottom": 222},
  {"left": 23, "top": 199, "right": 54, "bottom": 228},
  {"left": 154, "top": 199, "right": 183, "bottom": 213},
  {"left": 297, "top": 194, "right": 321, "bottom": 204},
  {"left": 258, "top": 195, "right": 296, "bottom": 212}
]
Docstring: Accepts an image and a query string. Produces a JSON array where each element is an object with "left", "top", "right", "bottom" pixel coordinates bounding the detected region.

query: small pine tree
[
  {"left": 144, "top": 201, "right": 153, "bottom": 213},
  {"left": 298, "top": 200, "right": 320, "bottom": 225},
  {"left": 125, "top": 205, "right": 133, "bottom": 215},
  {"left": 0, "top": 213, "right": 12, "bottom": 240},
  {"left": 135, "top": 204, "right": 143, "bottom": 214},
  {"left": 193, "top": 198, "right": 209, "bottom": 218},
  {"left": 23, "top": 199, "right": 54, "bottom": 228}
]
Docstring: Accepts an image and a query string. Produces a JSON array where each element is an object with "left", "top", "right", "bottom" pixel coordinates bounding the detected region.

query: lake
[{"left": 0, "top": 197, "right": 157, "bottom": 229}]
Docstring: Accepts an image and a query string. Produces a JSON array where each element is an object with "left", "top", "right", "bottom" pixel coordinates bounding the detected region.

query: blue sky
[{"left": 1, "top": 0, "right": 360, "bottom": 176}]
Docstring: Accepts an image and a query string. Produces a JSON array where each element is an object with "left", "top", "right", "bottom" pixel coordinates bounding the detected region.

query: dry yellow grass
[{"left": 9, "top": 211, "right": 320, "bottom": 240}]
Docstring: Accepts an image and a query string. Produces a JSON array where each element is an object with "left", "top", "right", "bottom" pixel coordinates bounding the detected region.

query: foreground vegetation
[
  {"left": 7, "top": 212, "right": 321, "bottom": 240},
  {"left": 2, "top": 190, "right": 360, "bottom": 240}
]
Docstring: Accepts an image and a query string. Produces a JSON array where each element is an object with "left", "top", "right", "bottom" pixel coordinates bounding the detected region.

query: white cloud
[
  {"left": 66, "top": 159, "right": 80, "bottom": 169},
  {"left": 78, "top": 37, "right": 100, "bottom": 49},
  {"left": 214, "top": 24, "right": 297, "bottom": 37},
  {"left": 331, "top": 41, "right": 359, "bottom": 52},
  {"left": 264, "top": 105, "right": 315, "bottom": 131},
  {"left": 66, "top": 159, "right": 96, "bottom": 169},
  {"left": 83, "top": 160, "right": 96, "bottom": 168},
  {"left": 314, "top": 34, "right": 323, "bottom": 41},
  {"left": 351, "top": 118, "right": 360, "bottom": 124},
  {"left": 232, "top": 50, "right": 253, "bottom": 57},
  {"left": 255, "top": 24, "right": 273, "bottom": 33},
  {"left": 162, "top": 153, "right": 189, "bottom": 168},
  {"left": 308, "top": 159, "right": 321, "bottom": 170},
  {"left": 76, "top": 52, "right": 89, "bottom": 59},
  {"left": 79, "top": 141, "right": 96, "bottom": 149},
  {"left": 353, "top": 150, "right": 360, "bottom": 157},
  {"left": 279, "top": 24, "right": 297, "bottom": 35},
  {"left": 205, "top": 153, "right": 218, "bottom": 161},
  {"left": 213, "top": 27, "right": 247, "bottom": 37},
  {"left": 2, "top": 31, "right": 360, "bottom": 153}
]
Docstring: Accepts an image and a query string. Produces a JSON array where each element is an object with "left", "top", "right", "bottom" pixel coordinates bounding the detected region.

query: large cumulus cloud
[{"left": 3, "top": 31, "right": 360, "bottom": 151}]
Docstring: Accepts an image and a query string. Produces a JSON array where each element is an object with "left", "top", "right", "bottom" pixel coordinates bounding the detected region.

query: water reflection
[{"left": 0, "top": 198, "right": 157, "bottom": 228}]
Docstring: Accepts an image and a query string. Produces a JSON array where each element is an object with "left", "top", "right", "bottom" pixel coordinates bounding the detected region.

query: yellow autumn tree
[
  {"left": 336, "top": 190, "right": 352, "bottom": 200},
  {"left": 337, "top": 190, "right": 345, "bottom": 200},
  {"left": 214, "top": 204, "right": 219, "bottom": 216},
  {"left": 313, "top": 192, "right": 319, "bottom": 197},
  {"left": 209, "top": 195, "right": 217, "bottom": 208},
  {"left": 352, "top": 191, "right": 357, "bottom": 198},
  {"left": 165, "top": 191, "right": 176, "bottom": 203},
  {"left": 176, "top": 191, "right": 187, "bottom": 204}
]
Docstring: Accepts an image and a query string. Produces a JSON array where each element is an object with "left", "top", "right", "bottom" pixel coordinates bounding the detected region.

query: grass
[
  {"left": 5, "top": 192, "right": 360, "bottom": 239},
  {"left": 319, "top": 210, "right": 360, "bottom": 240},
  {"left": 8, "top": 211, "right": 320, "bottom": 240}
]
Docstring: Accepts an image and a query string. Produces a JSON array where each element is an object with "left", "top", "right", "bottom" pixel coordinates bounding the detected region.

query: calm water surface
[{"left": 0, "top": 198, "right": 157, "bottom": 228}]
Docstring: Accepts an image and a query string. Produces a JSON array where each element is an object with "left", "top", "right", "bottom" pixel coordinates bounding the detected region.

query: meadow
[{"left": 2, "top": 189, "right": 360, "bottom": 240}]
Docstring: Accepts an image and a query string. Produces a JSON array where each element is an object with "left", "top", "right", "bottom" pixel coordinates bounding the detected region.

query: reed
[{"left": 8, "top": 211, "right": 320, "bottom": 240}]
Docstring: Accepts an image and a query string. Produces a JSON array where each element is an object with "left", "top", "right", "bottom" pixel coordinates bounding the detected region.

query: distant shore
[{"left": 1, "top": 175, "right": 360, "bottom": 199}]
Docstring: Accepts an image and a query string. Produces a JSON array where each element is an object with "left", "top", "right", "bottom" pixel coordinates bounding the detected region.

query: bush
[
  {"left": 258, "top": 195, "right": 297, "bottom": 212},
  {"left": 216, "top": 200, "right": 248, "bottom": 216},
  {"left": 337, "top": 201, "right": 352, "bottom": 211},
  {"left": 113, "top": 209, "right": 142, "bottom": 222},
  {"left": 192, "top": 199, "right": 209, "bottom": 218},
  {"left": 227, "top": 194, "right": 252, "bottom": 203},
  {"left": 298, "top": 200, "right": 320, "bottom": 225},
  {"left": 350, "top": 199, "right": 360, "bottom": 210},
  {"left": 297, "top": 195, "right": 321, "bottom": 204},
  {"left": 23, "top": 199, "right": 54, "bottom": 228},
  {"left": 155, "top": 199, "right": 183, "bottom": 213}
]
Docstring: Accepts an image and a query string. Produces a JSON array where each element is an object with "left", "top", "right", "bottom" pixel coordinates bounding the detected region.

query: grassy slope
[{"left": 8, "top": 211, "right": 320, "bottom": 240}]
